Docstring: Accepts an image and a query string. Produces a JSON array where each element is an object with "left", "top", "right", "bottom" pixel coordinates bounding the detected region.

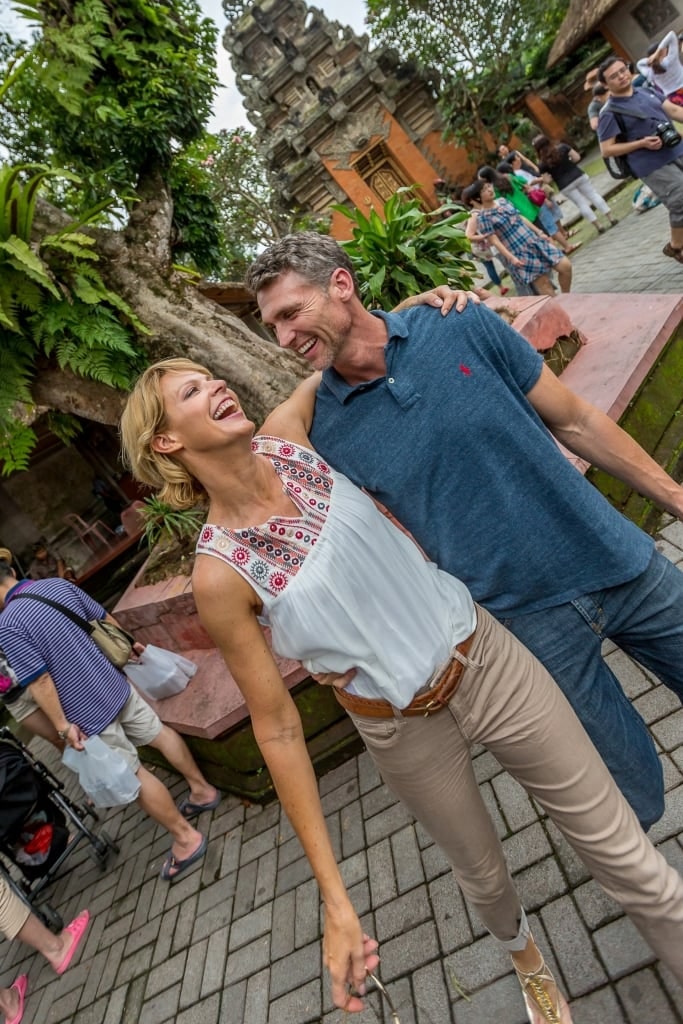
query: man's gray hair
[{"left": 245, "top": 231, "right": 360, "bottom": 297}]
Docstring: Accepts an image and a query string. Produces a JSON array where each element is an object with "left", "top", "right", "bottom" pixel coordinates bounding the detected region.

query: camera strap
[
  {"left": 603, "top": 100, "right": 650, "bottom": 121},
  {"left": 603, "top": 98, "right": 666, "bottom": 154},
  {"left": 600, "top": 100, "right": 636, "bottom": 179}
]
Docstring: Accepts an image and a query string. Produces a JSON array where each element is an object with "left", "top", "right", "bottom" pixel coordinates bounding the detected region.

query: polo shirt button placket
[{"left": 388, "top": 377, "right": 395, "bottom": 384}]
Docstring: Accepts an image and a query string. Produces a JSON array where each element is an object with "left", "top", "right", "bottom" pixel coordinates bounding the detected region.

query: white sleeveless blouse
[{"left": 196, "top": 436, "right": 476, "bottom": 708}]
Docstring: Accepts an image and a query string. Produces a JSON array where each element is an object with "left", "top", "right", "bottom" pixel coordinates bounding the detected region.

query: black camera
[{"left": 655, "top": 120, "right": 682, "bottom": 147}]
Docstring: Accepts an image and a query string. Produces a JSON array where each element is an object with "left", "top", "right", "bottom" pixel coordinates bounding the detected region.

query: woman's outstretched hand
[{"left": 324, "top": 903, "right": 380, "bottom": 1012}]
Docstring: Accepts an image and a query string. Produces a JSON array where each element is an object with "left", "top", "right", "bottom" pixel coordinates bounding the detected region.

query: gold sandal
[{"left": 514, "top": 954, "right": 572, "bottom": 1023}]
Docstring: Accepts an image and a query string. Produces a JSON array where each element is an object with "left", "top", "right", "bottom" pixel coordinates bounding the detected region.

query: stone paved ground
[
  {"left": 1, "top": 163, "right": 683, "bottom": 1024},
  {"left": 568, "top": 165, "right": 683, "bottom": 295}
]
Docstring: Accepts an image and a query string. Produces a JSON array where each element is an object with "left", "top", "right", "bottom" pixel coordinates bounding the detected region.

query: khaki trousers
[
  {"left": 351, "top": 605, "right": 683, "bottom": 981},
  {"left": 0, "top": 877, "right": 30, "bottom": 941}
]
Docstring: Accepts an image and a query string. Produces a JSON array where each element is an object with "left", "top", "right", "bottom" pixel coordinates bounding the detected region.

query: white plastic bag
[
  {"left": 62, "top": 735, "right": 141, "bottom": 807},
  {"left": 124, "top": 645, "right": 197, "bottom": 701},
  {"left": 632, "top": 182, "right": 661, "bottom": 214}
]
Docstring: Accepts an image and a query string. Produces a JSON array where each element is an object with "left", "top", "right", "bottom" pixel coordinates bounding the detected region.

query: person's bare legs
[
  {"left": 147, "top": 725, "right": 217, "bottom": 806},
  {"left": 555, "top": 256, "right": 572, "bottom": 292},
  {"left": 671, "top": 225, "right": 683, "bottom": 250},
  {"left": 0, "top": 982, "right": 21, "bottom": 1020},
  {"left": 15, "top": 911, "right": 76, "bottom": 968},
  {"left": 0, "top": 909, "right": 89, "bottom": 1017},
  {"left": 554, "top": 224, "right": 569, "bottom": 245},
  {"left": 19, "top": 708, "right": 64, "bottom": 751},
  {"left": 532, "top": 273, "right": 555, "bottom": 296},
  {"left": 136, "top": 765, "right": 204, "bottom": 862}
]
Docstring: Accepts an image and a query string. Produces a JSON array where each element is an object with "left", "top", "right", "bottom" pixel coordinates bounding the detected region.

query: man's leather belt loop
[{"left": 333, "top": 631, "right": 475, "bottom": 719}]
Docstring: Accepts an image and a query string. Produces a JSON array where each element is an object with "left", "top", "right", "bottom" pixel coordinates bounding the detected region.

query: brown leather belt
[{"left": 333, "top": 631, "right": 475, "bottom": 719}]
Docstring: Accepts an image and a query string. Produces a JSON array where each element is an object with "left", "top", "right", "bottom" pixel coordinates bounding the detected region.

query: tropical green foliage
[
  {"left": 2, "top": 0, "right": 220, "bottom": 264},
  {"left": 365, "top": 0, "right": 569, "bottom": 156},
  {"left": 140, "top": 495, "right": 205, "bottom": 550},
  {"left": 0, "top": 163, "right": 146, "bottom": 474},
  {"left": 333, "top": 187, "right": 475, "bottom": 309},
  {"left": 0, "top": 0, "right": 226, "bottom": 472},
  {"left": 0, "top": 0, "right": 315, "bottom": 483}
]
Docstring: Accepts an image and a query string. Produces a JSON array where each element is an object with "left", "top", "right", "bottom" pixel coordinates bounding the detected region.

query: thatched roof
[{"left": 547, "top": 0, "right": 622, "bottom": 67}]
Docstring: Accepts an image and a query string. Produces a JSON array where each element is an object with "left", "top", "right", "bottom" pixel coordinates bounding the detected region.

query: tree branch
[
  {"left": 31, "top": 366, "right": 127, "bottom": 425},
  {"left": 124, "top": 161, "right": 174, "bottom": 268}
]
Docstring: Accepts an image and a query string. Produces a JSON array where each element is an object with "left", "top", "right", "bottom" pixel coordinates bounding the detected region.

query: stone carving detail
[
  {"left": 224, "top": 0, "right": 444, "bottom": 215},
  {"left": 631, "top": 0, "right": 677, "bottom": 35},
  {"left": 317, "top": 101, "right": 390, "bottom": 168}
]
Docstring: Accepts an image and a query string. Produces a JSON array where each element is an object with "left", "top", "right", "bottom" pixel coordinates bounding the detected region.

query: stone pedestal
[{"left": 114, "top": 564, "right": 358, "bottom": 800}]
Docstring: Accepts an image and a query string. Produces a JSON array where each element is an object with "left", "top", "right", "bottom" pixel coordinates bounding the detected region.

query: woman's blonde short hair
[{"left": 120, "top": 358, "right": 212, "bottom": 510}]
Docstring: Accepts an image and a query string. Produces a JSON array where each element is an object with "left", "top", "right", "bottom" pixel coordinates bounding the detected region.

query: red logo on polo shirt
[{"left": 459, "top": 364, "right": 471, "bottom": 376}]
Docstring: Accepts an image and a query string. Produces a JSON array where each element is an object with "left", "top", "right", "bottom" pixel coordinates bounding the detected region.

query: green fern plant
[
  {"left": 0, "top": 162, "right": 149, "bottom": 474},
  {"left": 332, "top": 186, "right": 476, "bottom": 309},
  {"left": 0, "top": 419, "right": 38, "bottom": 474},
  {"left": 45, "top": 410, "right": 82, "bottom": 446}
]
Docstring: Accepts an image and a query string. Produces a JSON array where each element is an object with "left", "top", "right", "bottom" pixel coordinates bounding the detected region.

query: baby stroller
[{"left": 0, "top": 728, "right": 118, "bottom": 930}]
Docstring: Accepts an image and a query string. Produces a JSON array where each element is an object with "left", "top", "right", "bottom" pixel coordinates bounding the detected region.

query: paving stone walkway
[
  {"left": 568, "top": 164, "right": 683, "bottom": 295},
  {"left": 1, "top": 164, "right": 683, "bottom": 1024}
]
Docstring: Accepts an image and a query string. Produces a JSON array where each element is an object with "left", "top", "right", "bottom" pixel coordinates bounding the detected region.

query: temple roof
[{"left": 547, "top": 0, "right": 621, "bottom": 67}]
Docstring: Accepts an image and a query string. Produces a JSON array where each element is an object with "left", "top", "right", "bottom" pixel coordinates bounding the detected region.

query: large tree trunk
[{"left": 33, "top": 172, "right": 310, "bottom": 427}]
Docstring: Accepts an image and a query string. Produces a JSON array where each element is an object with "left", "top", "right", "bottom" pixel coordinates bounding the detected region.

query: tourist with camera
[{"left": 598, "top": 53, "right": 683, "bottom": 263}]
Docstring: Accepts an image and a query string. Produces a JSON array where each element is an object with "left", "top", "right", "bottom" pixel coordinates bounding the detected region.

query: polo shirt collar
[
  {"left": 320, "top": 310, "right": 409, "bottom": 405},
  {"left": 4, "top": 579, "right": 34, "bottom": 606}
]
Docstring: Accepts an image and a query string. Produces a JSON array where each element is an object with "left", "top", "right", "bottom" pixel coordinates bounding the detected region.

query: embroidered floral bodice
[{"left": 196, "top": 436, "right": 333, "bottom": 597}]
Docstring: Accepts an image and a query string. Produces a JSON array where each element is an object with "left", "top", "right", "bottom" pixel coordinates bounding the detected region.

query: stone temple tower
[{"left": 223, "top": 0, "right": 475, "bottom": 237}]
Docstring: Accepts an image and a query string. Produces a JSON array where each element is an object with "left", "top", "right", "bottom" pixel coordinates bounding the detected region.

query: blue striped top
[{"left": 0, "top": 578, "right": 129, "bottom": 735}]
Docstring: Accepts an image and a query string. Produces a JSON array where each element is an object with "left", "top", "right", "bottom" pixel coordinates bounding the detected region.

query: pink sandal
[
  {"left": 54, "top": 909, "right": 90, "bottom": 975},
  {"left": 6, "top": 974, "right": 28, "bottom": 1024}
]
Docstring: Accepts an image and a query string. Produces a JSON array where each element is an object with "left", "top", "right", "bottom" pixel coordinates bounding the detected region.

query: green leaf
[
  {"left": 0, "top": 420, "right": 37, "bottom": 475},
  {"left": 367, "top": 265, "right": 386, "bottom": 296},
  {"left": 0, "top": 237, "right": 60, "bottom": 296},
  {"left": 338, "top": 184, "right": 475, "bottom": 306}
]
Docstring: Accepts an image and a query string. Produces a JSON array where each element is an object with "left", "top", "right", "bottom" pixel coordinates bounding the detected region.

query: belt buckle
[{"left": 423, "top": 698, "right": 437, "bottom": 718}]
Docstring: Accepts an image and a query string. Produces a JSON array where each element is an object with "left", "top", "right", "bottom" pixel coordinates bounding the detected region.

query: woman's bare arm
[
  {"left": 262, "top": 372, "right": 321, "bottom": 443},
  {"left": 488, "top": 232, "right": 518, "bottom": 264},
  {"left": 192, "top": 557, "right": 378, "bottom": 1011}
]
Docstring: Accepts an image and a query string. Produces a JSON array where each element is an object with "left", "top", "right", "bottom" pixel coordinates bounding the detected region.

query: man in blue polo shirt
[
  {"left": 0, "top": 560, "right": 220, "bottom": 880},
  {"left": 598, "top": 53, "right": 683, "bottom": 261},
  {"left": 247, "top": 232, "right": 683, "bottom": 832}
]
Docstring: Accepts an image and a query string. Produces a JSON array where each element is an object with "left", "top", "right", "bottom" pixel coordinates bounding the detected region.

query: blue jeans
[
  {"left": 501, "top": 548, "right": 683, "bottom": 831},
  {"left": 481, "top": 259, "right": 502, "bottom": 287},
  {"left": 536, "top": 201, "right": 559, "bottom": 236}
]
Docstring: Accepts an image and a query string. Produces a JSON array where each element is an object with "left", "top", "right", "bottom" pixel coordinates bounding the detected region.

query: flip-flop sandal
[
  {"left": 7, "top": 974, "right": 28, "bottom": 1024},
  {"left": 177, "top": 792, "right": 221, "bottom": 819},
  {"left": 662, "top": 242, "right": 683, "bottom": 262},
  {"left": 54, "top": 910, "right": 90, "bottom": 975},
  {"left": 160, "top": 833, "right": 207, "bottom": 881}
]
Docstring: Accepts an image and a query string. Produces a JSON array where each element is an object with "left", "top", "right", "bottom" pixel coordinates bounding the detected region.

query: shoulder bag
[
  {"left": 600, "top": 100, "right": 658, "bottom": 180},
  {"left": 10, "top": 592, "right": 135, "bottom": 669}
]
